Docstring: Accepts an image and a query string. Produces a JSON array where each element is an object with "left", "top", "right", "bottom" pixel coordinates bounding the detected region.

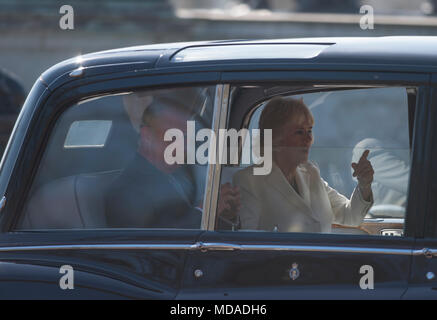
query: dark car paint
[
  {"left": 178, "top": 232, "right": 414, "bottom": 299},
  {"left": 0, "top": 37, "right": 436, "bottom": 299},
  {"left": 404, "top": 84, "right": 437, "bottom": 299},
  {"left": 39, "top": 37, "right": 437, "bottom": 90},
  {"left": 0, "top": 230, "right": 204, "bottom": 299},
  {"left": 405, "top": 238, "right": 437, "bottom": 299},
  {"left": 0, "top": 261, "right": 160, "bottom": 299},
  {"left": 422, "top": 78, "right": 437, "bottom": 239}
]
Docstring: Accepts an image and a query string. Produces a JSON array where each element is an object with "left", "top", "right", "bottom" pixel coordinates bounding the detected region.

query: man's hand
[
  {"left": 351, "top": 149, "right": 374, "bottom": 201},
  {"left": 217, "top": 183, "right": 241, "bottom": 222}
]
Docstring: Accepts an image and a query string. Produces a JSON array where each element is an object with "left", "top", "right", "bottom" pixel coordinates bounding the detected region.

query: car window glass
[
  {"left": 64, "top": 120, "right": 112, "bottom": 148},
  {"left": 18, "top": 86, "right": 215, "bottom": 230},
  {"left": 217, "top": 86, "right": 411, "bottom": 236}
]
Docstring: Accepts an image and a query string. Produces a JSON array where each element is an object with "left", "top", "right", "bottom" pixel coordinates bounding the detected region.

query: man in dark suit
[{"left": 105, "top": 88, "right": 240, "bottom": 229}]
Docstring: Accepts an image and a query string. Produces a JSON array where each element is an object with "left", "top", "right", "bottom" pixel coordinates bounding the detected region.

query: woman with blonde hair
[{"left": 233, "top": 96, "right": 374, "bottom": 233}]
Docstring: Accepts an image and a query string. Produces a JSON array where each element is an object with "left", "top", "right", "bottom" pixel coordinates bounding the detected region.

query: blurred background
[
  {"left": 0, "top": 0, "right": 436, "bottom": 155},
  {"left": 2, "top": 0, "right": 437, "bottom": 92}
]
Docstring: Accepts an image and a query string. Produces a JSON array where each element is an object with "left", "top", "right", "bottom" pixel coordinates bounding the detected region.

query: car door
[
  {"left": 0, "top": 231, "right": 203, "bottom": 299},
  {"left": 0, "top": 69, "right": 219, "bottom": 299},
  {"left": 178, "top": 70, "right": 429, "bottom": 299},
  {"left": 403, "top": 78, "right": 437, "bottom": 299}
]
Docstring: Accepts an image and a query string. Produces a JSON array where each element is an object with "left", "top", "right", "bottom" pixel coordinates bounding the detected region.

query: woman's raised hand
[{"left": 351, "top": 149, "right": 374, "bottom": 187}]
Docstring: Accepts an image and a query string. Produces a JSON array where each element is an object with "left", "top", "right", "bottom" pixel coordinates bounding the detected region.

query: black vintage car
[{"left": 0, "top": 36, "right": 436, "bottom": 299}]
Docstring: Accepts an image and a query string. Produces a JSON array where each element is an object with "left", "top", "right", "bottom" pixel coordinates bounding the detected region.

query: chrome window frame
[{"left": 201, "top": 84, "right": 230, "bottom": 231}]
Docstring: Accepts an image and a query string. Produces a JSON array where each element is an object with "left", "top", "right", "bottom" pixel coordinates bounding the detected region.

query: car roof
[
  {"left": 40, "top": 36, "right": 437, "bottom": 87},
  {"left": 91, "top": 36, "right": 437, "bottom": 57}
]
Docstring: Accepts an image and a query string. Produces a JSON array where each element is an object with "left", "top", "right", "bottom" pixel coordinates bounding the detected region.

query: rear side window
[
  {"left": 18, "top": 86, "right": 216, "bottom": 230},
  {"left": 217, "top": 86, "right": 412, "bottom": 237}
]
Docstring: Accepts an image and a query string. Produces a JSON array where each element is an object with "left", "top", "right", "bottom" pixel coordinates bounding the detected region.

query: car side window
[
  {"left": 217, "top": 86, "right": 412, "bottom": 236},
  {"left": 18, "top": 86, "right": 215, "bottom": 230}
]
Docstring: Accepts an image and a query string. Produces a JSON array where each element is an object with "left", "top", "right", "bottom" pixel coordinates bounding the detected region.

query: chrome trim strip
[
  {"left": 201, "top": 84, "right": 230, "bottom": 231},
  {"left": 69, "top": 67, "right": 84, "bottom": 77},
  {"left": 201, "top": 85, "right": 223, "bottom": 230},
  {"left": 417, "top": 248, "right": 437, "bottom": 258},
  {"left": 239, "top": 244, "right": 412, "bottom": 255},
  {"left": 0, "top": 242, "right": 424, "bottom": 256},
  {"left": 209, "top": 84, "right": 230, "bottom": 231},
  {"left": 0, "top": 243, "right": 196, "bottom": 252},
  {"left": 198, "top": 242, "right": 414, "bottom": 255},
  {"left": 0, "top": 196, "right": 6, "bottom": 212}
]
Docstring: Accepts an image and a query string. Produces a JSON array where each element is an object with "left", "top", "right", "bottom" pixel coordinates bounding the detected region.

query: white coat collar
[{"left": 266, "top": 161, "right": 318, "bottom": 223}]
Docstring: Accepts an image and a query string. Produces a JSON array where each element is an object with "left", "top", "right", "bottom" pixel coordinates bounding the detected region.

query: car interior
[
  {"left": 218, "top": 83, "right": 415, "bottom": 235},
  {"left": 19, "top": 87, "right": 215, "bottom": 229},
  {"left": 17, "top": 83, "right": 416, "bottom": 237},
  {"left": 20, "top": 94, "right": 136, "bottom": 229}
]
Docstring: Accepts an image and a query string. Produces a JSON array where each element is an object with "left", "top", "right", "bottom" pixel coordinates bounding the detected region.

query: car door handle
[
  {"left": 193, "top": 242, "right": 241, "bottom": 252},
  {"left": 421, "top": 248, "right": 437, "bottom": 259}
]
